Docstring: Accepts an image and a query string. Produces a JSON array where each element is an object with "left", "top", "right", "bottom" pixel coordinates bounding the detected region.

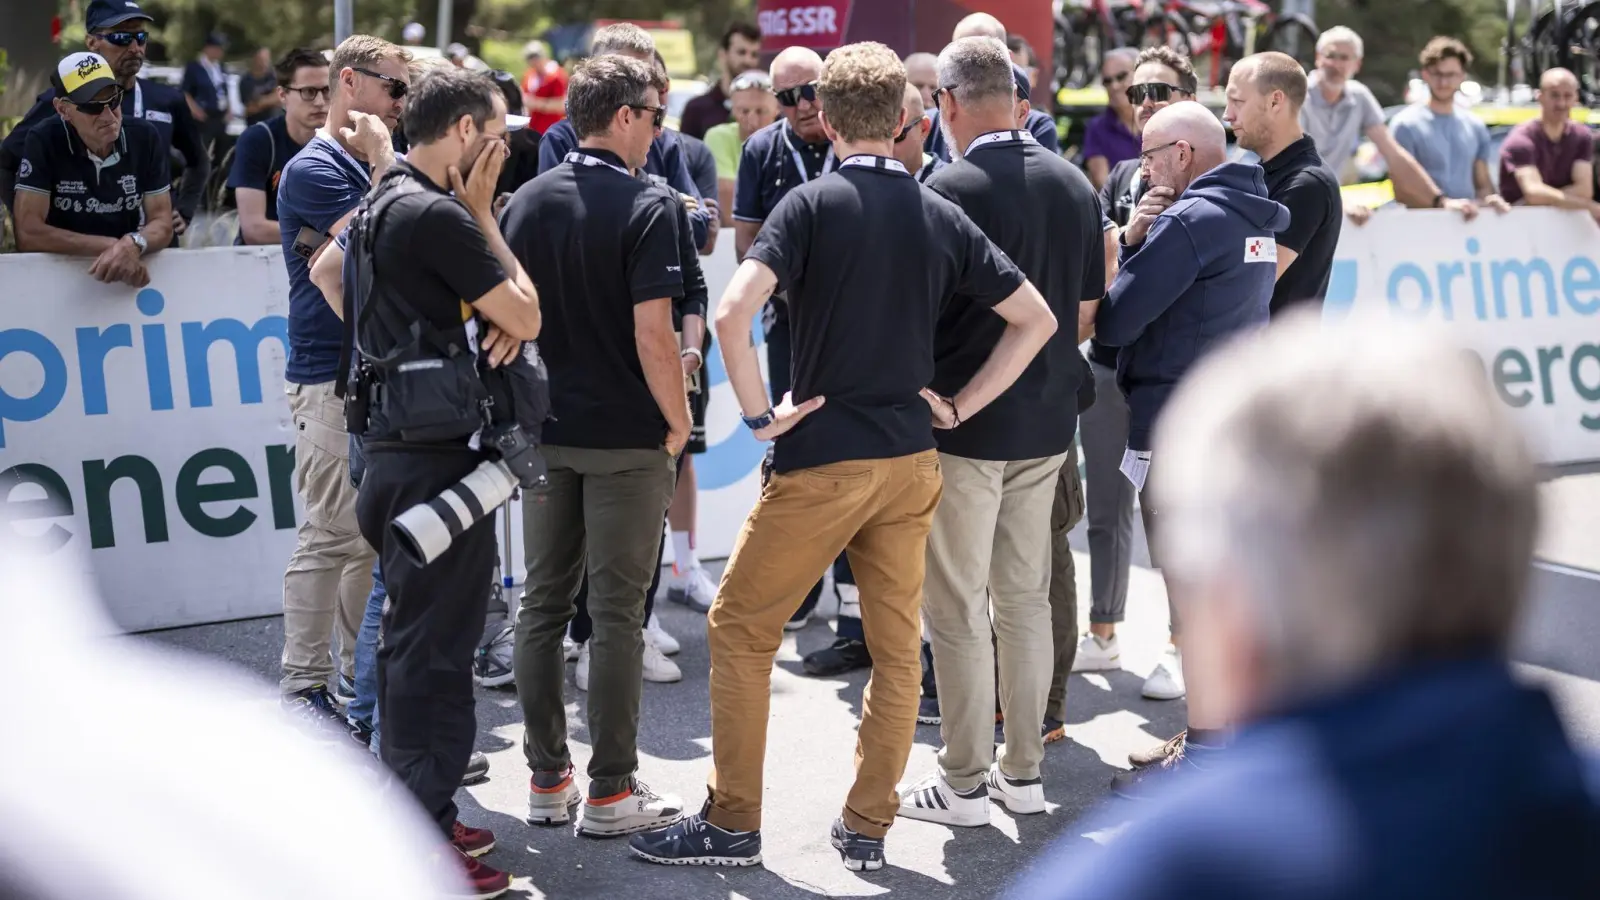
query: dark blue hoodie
[
  {"left": 1007, "top": 658, "right": 1600, "bottom": 900},
  {"left": 1097, "top": 162, "right": 1290, "bottom": 451}
]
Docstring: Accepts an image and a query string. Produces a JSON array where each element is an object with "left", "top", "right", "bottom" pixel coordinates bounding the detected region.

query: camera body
[{"left": 484, "top": 420, "right": 546, "bottom": 489}]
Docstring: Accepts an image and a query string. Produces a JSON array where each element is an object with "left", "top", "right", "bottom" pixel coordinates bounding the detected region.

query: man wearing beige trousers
[{"left": 897, "top": 36, "right": 1106, "bottom": 829}]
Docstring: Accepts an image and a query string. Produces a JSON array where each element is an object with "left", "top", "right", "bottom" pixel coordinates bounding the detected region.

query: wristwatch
[
  {"left": 742, "top": 408, "right": 776, "bottom": 431},
  {"left": 126, "top": 231, "right": 148, "bottom": 255}
]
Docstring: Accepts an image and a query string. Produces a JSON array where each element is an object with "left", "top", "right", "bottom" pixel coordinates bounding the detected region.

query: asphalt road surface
[{"left": 141, "top": 512, "right": 1600, "bottom": 900}]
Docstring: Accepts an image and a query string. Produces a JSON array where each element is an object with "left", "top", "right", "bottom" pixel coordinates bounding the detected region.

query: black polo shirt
[
  {"left": 226, "top": 116, "right": 305, "bottom": 242},
  {"left": 1261, "top": 134, "right": 1342, "bottom": 315},
  {"left": 502, "top": 147, "right": 685, "bottom": 450},
  {"left": 746, "top": 155, "right": 1026, "bottom": 474},
  {"left": 733, "top": 119, "right": 832, "bottom": 224},
  {"left": 1088, "top": 156, "right": 1146, "bottom": 369},
  {"left": 927, "top": 131, "right": 1104, "bottom": 461},
  {"left": 15, "top": 117, "right": 169, "bottom": 239}
]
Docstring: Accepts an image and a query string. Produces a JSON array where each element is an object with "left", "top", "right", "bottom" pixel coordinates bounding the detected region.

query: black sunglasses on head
[
  {"left": 72, "top": 88, "right": 125, "bottom": 116},
  {"left": 1126, "top": 82, "right": 1188, "bottom": 105},
  {"left": 355, "top": 67, "right": 408, "bottom": 100},
  {"left": 629, "top": 103, "right": 667, "bottom": 128},
  {"left": 775, "top": 82, "right": 817, "bottom": 107},
  {"left": 99, "top": 31, "right": 149, "bottom": 47}
]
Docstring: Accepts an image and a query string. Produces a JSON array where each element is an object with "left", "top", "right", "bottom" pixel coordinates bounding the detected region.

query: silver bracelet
[{"left": 681, "top": 346, "right": 704, "bottom": 366}]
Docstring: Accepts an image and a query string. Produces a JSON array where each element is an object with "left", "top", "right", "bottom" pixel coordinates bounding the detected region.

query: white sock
[{"left": 671, "top": 531, "right": 698, "bottom": 574}]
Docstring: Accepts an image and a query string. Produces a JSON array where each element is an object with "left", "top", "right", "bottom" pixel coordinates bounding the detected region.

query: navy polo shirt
[
  {"left": 15, "top": 117, "right": 170, "bottom": 239},
  {"left": 536, "top": 118, "right": 710, "bottom": 247},
  {"left": 732, "top": 119, "right": 832, "bottom": 223},
  {"left": 227, "top": 117, "right": 306, "bottom": 244},
  {"left": 276, "top": 134, "right": 370, "bottom": 385}
]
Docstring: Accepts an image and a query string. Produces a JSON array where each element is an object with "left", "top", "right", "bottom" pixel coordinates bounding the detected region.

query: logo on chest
[
  {"left": 57, "top": 179, "right": 86, "bottom": 195},
  {"left": 119, "top": 174, "right": 139, "bottom": 196}
]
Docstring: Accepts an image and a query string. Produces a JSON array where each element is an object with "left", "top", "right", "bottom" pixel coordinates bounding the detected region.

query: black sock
[{"left": 1186, "top": 727, "right": 1228, "bottom": 750}]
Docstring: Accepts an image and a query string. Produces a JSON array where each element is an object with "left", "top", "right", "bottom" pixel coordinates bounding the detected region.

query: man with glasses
[
  {"left": 1390, "top": 38, "right": 1509, "bottom": 215},
  {"left": 1, "top": 0, "right": 209, "bottom": 236},
  {"left": 924, "top": 13, "right": 1060, "bottom": 161},
  {"left": 228, "top": 48, "right": 329, "bottom": 245},
  {"left": 1083, "top": 49, "right": 1141, "bottom": 189},
  {"left": 501, "top": 52, "right": 690, "bottom": 841},
  {"left": 13, "top": 51, "right": 173, "bottom": 287},
  {"left": 273, "top": 33, "right": 409, "bottom": 737}
]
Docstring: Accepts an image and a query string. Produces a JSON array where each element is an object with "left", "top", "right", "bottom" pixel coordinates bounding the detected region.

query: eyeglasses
[
  {"left": 99, "top": 31, "right": 149, "bottom": 47},
  {"left": 629, "top": 103, "right": 667, "bottom": 128},
  {"left": 1138, "top": 140, "right": 1183, "bottom": 162},
  {"left": 895, "top": 117, "right": 921, "bottom": 143},
  {"left": 285, "top": 85, "right": 331, "bottom": 102},
  {"left": 355, "top": 67, "right": 408, "bottom": 100},
  {"left": 71, "top": 88, "right": 125, "bottom": 116},
  {"left": 775, "top": 82, "right": 817, "bottom": 107},
  {"left": 1126, "top": 82, "right": 1188, "bottom": 105},
  {"left": 1101, "top": 71, "right": 1130, "bottom": 88},
  {"left": 931, "top": 85, "right": 959, "bottom": 107}
]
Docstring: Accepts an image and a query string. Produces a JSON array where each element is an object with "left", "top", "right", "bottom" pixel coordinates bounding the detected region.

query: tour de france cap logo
[{"left": 55, "top": 52, "right": 118, "bottom": 104}]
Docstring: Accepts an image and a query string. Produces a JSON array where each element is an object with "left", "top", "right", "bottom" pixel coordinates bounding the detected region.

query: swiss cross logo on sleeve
[{"left": 1244, "top": 236, "right": 1278, "bottom": 263}]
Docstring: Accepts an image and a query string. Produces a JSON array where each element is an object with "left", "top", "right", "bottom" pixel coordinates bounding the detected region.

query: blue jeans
[{"left": 351, "top": 560, "right": 385, "bottom": 753}]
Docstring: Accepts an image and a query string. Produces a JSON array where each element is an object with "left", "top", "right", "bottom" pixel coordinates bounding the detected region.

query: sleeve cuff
[
  {"left": 732, "top": 214, "right": 765, "bottom": 223},
  {"left": 144, "top": 185, "right": 172, "bottom": 196},
  {"left": 13, "top": 184, "right": 50, "bottom": 195}
]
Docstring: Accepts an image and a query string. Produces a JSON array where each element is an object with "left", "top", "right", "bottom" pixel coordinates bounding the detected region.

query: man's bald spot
[
  {"left": 1147, "top": 103, "right": 1227, "bottom": 161},
  {"left": 953, "top": 12, "right": 1007, "bottom": 41},
  {"left": 902, "top": 81, "right": 925, "bottom": 120},
  {"left": 771, "top": 46, "right": 824, "bottom": 88},
  {"left": 1541, "top": 66, "right": 1578, "bottom": 92},
  {"left": 905, "top": 52, "right": 938, "bottom": 77}
]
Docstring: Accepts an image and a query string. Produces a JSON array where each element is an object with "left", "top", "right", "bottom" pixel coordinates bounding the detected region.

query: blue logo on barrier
[{"left": 695, "top": 316, "right": 769, "bottom": 491}]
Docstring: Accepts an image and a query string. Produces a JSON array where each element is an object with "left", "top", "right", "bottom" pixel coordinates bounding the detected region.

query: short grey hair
[
  {"left": 1317, "top": 25, "right": 1364, "bottom": 58},
  {"left": 936, "top": 37, "right": 1015, "bottom": 106},
  {"left": 567, "top": 54, "right": 653, "bottom": 140},
  {"left": 591, "top": 22, "right": 655, "bottom": 59},
  {"left": 1153, "top": 310, "right": 1538, "bottom": 698},
  {"left": 1103, "top": 47, "right": 1140, "bottom": 70}
]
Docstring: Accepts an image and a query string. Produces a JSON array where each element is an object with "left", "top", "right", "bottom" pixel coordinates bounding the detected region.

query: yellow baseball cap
[{"left": 54, "top": 51, "right": 119, "bottom": 104}]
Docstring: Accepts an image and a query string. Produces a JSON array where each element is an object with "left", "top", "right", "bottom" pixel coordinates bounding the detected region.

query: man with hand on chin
[
  {"left": 630, "top": 41, "right": 1056, "bottom": 873},
  {"left": 13, "top": 51, "right": 173, "bottom": 287}
]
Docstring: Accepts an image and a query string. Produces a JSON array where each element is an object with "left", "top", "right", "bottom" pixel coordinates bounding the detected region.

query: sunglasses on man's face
[
  {"left": 355, "top": 67, "right": 408, "bottom": 100},
  {"left": 629, "top": 104, "right": 667, "bottom": 129},
  {"left": 99, "top": 31, "right": 149, "bottom": 47},
  {"left": 775, "top": 82, "right": 818, "bottom": 107},
  {"left": 72, "top": 89, "right": 125, "bottom": 116},
  {"left": 895, "top": 117, "right": 921, "bottom": 143},
  {"left": 1127, "top": 82, "right": 1187, "bottom": 105}
]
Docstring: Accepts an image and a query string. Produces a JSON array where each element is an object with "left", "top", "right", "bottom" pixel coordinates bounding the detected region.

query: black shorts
[{"left": 686, "top": 330, "right": 713, "bottom": 455}]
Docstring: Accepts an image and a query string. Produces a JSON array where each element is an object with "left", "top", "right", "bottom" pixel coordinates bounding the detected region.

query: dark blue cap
[
  {"left": 86, "top": 0, "right": 153, "bottom": 31},
  {"left": 204, "top": 31, "right": 229, "bottom": 47},
  {"left": 1012, "top": 63, "right": 1032, "bottom": 102}
]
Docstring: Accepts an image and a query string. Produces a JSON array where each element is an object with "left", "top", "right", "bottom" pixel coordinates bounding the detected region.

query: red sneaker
[
  {"left": 452, "top": 846, "right": 512, "bottom": 899},
  {"left": 451, "top": 820, "right": 496, "bottom": 858}
]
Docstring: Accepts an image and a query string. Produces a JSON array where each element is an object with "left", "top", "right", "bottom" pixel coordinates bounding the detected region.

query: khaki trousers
[
  {"left": 281, "top": 380, "right": 375, "bottom": 694},
  {"left": 924, "top": 451, "right": 1066, "bottom": 789},
  {"left": 706, "top": 451, "right": 942, "bottom": 839}
]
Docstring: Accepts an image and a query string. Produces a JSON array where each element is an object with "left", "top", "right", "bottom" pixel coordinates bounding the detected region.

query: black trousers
[{"left": 356, "top": 445, "right": 496, "bottom": 838}]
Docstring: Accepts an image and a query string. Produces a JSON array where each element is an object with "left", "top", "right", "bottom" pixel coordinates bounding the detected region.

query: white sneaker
[
  {"left": 527, "top": 765, "right": 583, "bottom": 826},
  {"left": 642, "top": 640, "right": 682, "bottom": 683},
  {"left": 1142, "top": 646, "right": 1186, "bottom": 700},
  {"left": 985, "top": 762, "right": 1046, "bottom": 815},
  {"left": 666, "top": 566, "right": 717, "bottom": 612},
  {"left": 575, "top": 779, "right": 684, "bottom": 837},
  {"left": 564, "top": 636, "right": 581, "bottom": 662},
  {"left": 644, "top": 613, "right": 680, "bottom": 655},
  {"left": 783, "top": 610, "right": 810, "bottom": 632},
  {"left": 1070, "top": 633, "right": 1122, "bottom": 672},
  {"left": 574, "top": 642, "right": 590, "bottom": 693},
  {"left": 896, "top": 772, "right": 990, "bottom": 827}
]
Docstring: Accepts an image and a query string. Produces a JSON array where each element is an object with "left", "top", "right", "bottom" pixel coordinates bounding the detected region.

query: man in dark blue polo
[
  {"left": 182, "top": 32, "right": 232, "bottom": 162},
  {"left": 13, "top": 52, "right": 174, "bottom": 288},
  {"left": 0, "top": 0, "right": 209, "bottom": 232}
]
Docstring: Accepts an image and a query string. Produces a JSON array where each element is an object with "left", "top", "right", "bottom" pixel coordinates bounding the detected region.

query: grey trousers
[
  {"left": 1079, "top": 360, "right": 1136, "bottom": 625},
  {"left": 515, "top": 445, "right": 677, "bottom": 797}
]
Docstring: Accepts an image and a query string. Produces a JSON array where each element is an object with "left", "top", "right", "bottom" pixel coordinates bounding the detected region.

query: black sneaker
[
  {"left": 802, "top": 639, "right": 872, "bottom": 677},
  {"left": 830, "top": 817, "right": 884, "bottom": 872},
  {"left": 462, "top": 751, "right": 490, "bottom": 786},
  {"left": 347, "top": 716, "right": 375, "bottom": 750},
  {"left": 283, "top": 685, "right": 346, "bottom": 737},
  {"left": 916, "top": 696, "right": 940, "bottom": 725},
  {"left": 629, "top": 806, "right": 762, "bottom": 867}
]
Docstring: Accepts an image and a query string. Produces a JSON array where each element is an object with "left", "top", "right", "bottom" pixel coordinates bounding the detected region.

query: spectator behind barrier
[
  {"left": 1497, "top": 67, "right": 1599, "bottom": 223},
  {"left": 1389, "top": 37, "right": 1509, "bottom": 216},
  {"left": 227, "top": 48, "right": 330, "bottom": 245},
  {"left": 13, "top": 51, "right": 174, "bottom": 288},
  {"left": 1007, "top": 311, "right": 1600, "bottom": 899}
]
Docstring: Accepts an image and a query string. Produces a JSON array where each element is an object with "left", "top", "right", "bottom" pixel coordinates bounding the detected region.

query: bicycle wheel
[
  {"left": 1263, "top": 13, "right": 1318, "bottom": 72},
  {"left": 1142, "top": 10, "right": 1193, "bottom": 56},
  {"left": 1055, "top": 12, "right": 1082, "bottom": 89},
  {"left": 1557, "top": 2, "right": 1600, "bottom": 103}
]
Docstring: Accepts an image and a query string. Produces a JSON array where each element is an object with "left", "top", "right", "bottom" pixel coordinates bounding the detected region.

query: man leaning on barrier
[
  {"left": 335, "top": 66, "right": 540, "bottom": 900},
  {"left": 13, "top": 52, "right": 173, "bottom": 288}
]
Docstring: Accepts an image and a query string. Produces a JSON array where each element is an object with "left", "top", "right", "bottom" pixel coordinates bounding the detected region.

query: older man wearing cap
[
  {"left": 924, "top": 14, "right": 1059, "bottom": 161},
  {"left": 519, "top": 41, "right": 567, "bottom": 135},
  {"left": 13, "top": 52, "right": 174, "bottom": 287},
  {"left": 1, "top": 0, "right": 209, "bottom": 233}
]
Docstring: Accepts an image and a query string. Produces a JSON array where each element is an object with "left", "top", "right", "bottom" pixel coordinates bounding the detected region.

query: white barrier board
[{"left": 1327, "top": 208, "right": 1600, "bottom": 467}]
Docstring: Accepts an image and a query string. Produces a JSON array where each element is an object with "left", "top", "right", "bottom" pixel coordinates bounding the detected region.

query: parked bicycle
[
  {"left": 1141, "top": 0, "right": 1318, "bottom": 89},
  {"left": 1054, "top": 0, "right": 1146, "bottom": 89}
]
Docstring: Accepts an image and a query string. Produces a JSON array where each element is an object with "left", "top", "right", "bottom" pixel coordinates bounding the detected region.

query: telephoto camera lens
[{"left": 390, "top": 459, "right": 520, "bottom": 566}]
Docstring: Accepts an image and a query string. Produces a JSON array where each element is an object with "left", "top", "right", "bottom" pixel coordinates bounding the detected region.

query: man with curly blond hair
[{"left": 630, "top": 41, "right": 1057, "bottom": 872}]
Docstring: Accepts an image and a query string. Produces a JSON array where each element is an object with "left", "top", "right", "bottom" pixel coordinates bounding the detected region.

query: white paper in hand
[{"left": 1120, "top": 448, "right": 1152, "bottom": 493}]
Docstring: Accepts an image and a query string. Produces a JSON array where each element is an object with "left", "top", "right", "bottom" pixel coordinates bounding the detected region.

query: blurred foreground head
[{"left": 1152, "top": 310, "right": 1539, "bottom": 722}]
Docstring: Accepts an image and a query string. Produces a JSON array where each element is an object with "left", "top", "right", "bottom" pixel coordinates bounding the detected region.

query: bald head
[
  {"left": 1538, "top": 66, "right": 1579, "bottom": 122},
  {"left": 1143, "top": 103, "right": 1227, "bottom": 193},
  {"left": 905, "top": 51, "right": 939, "bottom": 108},
  {"left": 771, "top": 46, "right": 824, "bottom": 89},
  {"left": 1541, "top": 66, "right": 1578, "bottom": 92},
  {"left": 953, "top": 12, "right": 1007, "bottom": 41},
  {"left": 902, "top": 81, "right": 926, "bottom": 121}
]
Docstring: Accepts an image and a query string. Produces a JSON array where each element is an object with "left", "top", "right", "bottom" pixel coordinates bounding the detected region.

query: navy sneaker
[
  {"left": 916, "top": 696, "right": 940, "bottom": 725},
  {"left": 830, "top": 817, "right": 884, "bottom": 872},
  {"left": 629, "top": 805, "right": 762, "bottom": 867},
  {"left": 282, "top": 685, "right": 346, "bottom": 739}
]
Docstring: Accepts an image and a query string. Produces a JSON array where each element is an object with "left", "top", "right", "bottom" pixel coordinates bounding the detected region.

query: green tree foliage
[{"left": 1314, "top": 0, "right": 1511, "bottom": 105}]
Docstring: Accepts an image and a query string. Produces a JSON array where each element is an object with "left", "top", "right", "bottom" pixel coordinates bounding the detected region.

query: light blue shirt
[{"left": 1389, "top": 103, "right": 1493, "bottom": 200}]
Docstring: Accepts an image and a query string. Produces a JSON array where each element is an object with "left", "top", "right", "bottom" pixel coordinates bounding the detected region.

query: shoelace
[
  {"left": 632, "top": 780, "right": 661, "bottom": 802},
  {"left": 1157, "top": 733, "right": 1188, "bottom": 770}
]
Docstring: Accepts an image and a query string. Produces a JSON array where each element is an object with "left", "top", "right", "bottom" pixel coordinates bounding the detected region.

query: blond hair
[
  {"left": 331, "top": 34, "right": 410, "bottom": 76},
  {"left": 817, "top": 42, "right": 906, "bottom": 143}
]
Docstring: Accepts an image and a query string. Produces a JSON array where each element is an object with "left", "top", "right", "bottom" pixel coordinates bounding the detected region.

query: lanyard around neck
[
  {"left": 565, "top": 150, "right": 633, "bottom": 178},
  {"left": 965, "top": 129, "right": 1034, "bottom": 155},
  {"left": 838, "top": 155, "right": 910, "bottom": 175},
  {"left": 783, "top": 123, "right": 834, "bottom": 183}
]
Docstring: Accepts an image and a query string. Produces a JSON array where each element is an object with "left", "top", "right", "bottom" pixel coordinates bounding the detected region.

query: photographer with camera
[{"left": 336, "top": 67, "right": 539, "bottom": 899}]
